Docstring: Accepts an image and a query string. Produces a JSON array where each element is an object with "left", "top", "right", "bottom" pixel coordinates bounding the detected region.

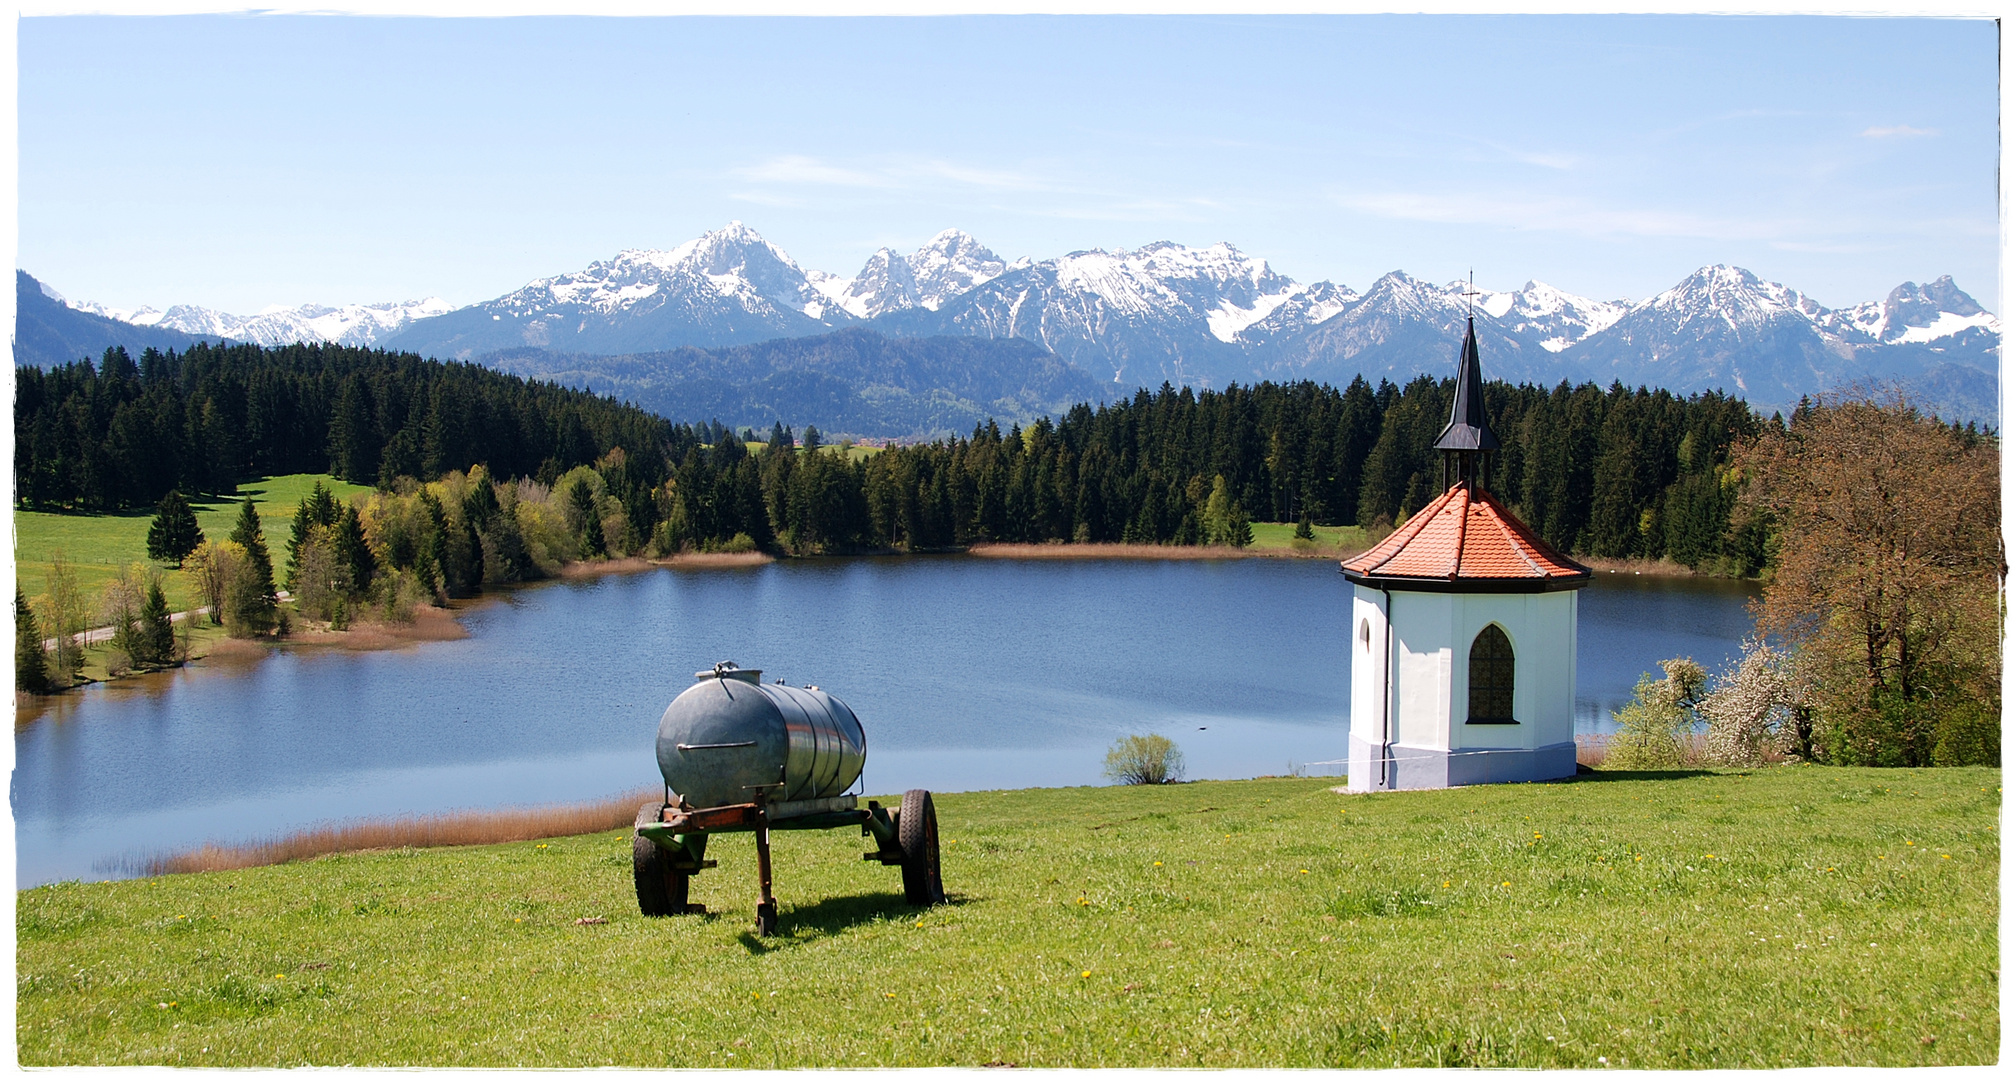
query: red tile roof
[{"left": 1341, "top": 483, "right": 1591, "bottom": 589}]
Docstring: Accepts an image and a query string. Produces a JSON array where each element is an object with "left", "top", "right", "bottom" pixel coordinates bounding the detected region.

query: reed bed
[
  {"left": 143, "top": 788, "right": 659, "bottom": 876},
  {"left": 968, "top": 542, "right": 1259, "bottom": 560},
  {"left": 1573, "top": 732, "right": 1609, "bottom": 769}
]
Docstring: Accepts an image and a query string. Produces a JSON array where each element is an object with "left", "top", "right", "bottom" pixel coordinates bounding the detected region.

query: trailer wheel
[
  {"left": 898, "top": 789, "right": 945, "bottom": 906},
  {"left": 633, "top": 802, "right": 688, "bottom": 917}
]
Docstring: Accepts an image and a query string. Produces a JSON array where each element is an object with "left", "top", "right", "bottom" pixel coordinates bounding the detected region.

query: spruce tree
[
  {"left": 286, "top": 499, "right": 314, "bottom": 592},
  {"left": 570, "top": 480, "right": 606, "bottom": 557},
  {"left": 227, "top": 497, "right": 278, "bottom": 633},
  {"left": 135, "top": 581, "right": 177, "bottom": 668},
  {"left": 146, "top": 491, "right": 205, "bottom": 566},
  {"left": 1227, "top": 505, "right": 1254, "bottom": 548},
  {"left": 15, "top": 587, "right": 50, "bottom": 693},
  {"left": 333, "top": 505, "right": 375, "bottom": 596}
]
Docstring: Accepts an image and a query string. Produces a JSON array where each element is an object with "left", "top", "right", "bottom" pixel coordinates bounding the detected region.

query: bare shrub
[{"left": 1104, "top": 734, "right": 1185, "bottom": 785}]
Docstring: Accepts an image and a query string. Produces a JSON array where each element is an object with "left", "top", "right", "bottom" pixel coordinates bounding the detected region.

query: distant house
[{"left": 1340, "top": 318, "right": 1592, "bottom": 790}]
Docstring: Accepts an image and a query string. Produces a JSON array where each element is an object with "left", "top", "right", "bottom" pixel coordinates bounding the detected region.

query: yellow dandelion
[
  {"left": 274, "top": 973, "right": 286, "bottom": 980},
  {"left": 885, "top": 992, "right": 897, "bottom": 998},
  {"left": 1442, "top": 881, "right": 1451, "bottom": 888},
  {"left": 1942, "top": 854, "right": 1951, "bottom": 859},
  {"left": 1905, "top": 840, "right": 1913, "bottom": 846},
  {"left": 1081, "top": 970, "right": 1091, "bottom": 978},
  {"left": 1501, "top": 881, "right": 1511, "bottom": 887},
  {"left": 1153, "top": 861, "right": 1162, "bottom": 866},
  {"left": 1300, "top": 869, "right": 1310, "bottom": 874}
]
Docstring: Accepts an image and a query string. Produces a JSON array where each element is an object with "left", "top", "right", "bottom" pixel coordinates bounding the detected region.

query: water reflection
[{"left": 13, "top": 557, "right": 1754, "bottom": 886}]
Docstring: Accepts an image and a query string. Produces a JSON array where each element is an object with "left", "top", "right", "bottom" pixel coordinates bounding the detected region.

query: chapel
[{"left": 1340, "top": 317, "right": 1592, "bottom": 791}]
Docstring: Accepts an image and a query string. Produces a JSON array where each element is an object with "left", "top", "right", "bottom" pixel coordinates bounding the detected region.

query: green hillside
[{"left": 16, "top": 767, "right": 1998, "bottom": 1067}]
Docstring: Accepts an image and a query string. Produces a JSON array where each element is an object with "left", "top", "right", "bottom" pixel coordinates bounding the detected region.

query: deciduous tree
[{"left": 1735, "top": 390, "right": 2002, "bottom": 766}]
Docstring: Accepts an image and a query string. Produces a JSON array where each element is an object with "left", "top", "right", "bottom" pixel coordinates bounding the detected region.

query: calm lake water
[{"left": 12, "top": 556, "right": 1757, "bottom": 887}]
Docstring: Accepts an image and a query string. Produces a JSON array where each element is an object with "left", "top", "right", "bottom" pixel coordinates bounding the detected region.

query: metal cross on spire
[{"left": 1461, "top": 269, "right": 1481, "bottom": 319}]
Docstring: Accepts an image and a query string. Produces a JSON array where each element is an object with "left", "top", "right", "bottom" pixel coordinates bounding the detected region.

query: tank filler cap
[{"left": 695, "top": 660, "right": 763, "bottom": 684}]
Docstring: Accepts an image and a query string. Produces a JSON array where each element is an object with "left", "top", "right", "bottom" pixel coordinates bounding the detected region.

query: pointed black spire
[
  {"left": 1433, "top": 317, "right": 1498, "bottom": 492},
  {"left": 1434, "top": 318, "right": 1498, "bottom": 453}
]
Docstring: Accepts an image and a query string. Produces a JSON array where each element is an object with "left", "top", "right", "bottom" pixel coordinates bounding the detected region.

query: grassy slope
[
  {"left": 16, "top": 767, "right": 1998, "bottom": 1067},
  {"left": 14, "top": 474, "right": 375, "bottom": 614},
  {"left": 1247, "top": 521, "right": 1372, "bottom": 556}
]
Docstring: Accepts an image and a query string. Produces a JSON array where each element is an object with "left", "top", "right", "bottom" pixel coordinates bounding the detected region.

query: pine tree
[
  {"left": 569, "top": 480, "right": 606, "bottom": 557},
  {"left": 15, "top": 587, "right": 51, "bottom": 693},
  {"left": 333, "top": 504, "right": 375, "bottom": 596},
  {"left": 286, "top": 499, "right": 315, "bottom": 592},
  {"left": 1294, "top": 513, "right": 1315, "bottom": 541},
  {"left": 146, "top": 490, "right": 205, "bottom": 566},
  {"left": 227, "top": 497, "right": 278, "bottom": 634},
  {"left": 1227, "top": 505, "right": 1254, "bottom": 548},
  {"left": 134, "top": 580, "right": 177, "bottom": 668}
]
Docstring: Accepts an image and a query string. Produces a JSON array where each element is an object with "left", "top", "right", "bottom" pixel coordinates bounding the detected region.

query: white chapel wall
[
  {"left": 1391, "top": 591, "right": 1453, "bottom": 751},
  {"left": 1348, "top": 588, "right": 1389, "bottom": 748}
]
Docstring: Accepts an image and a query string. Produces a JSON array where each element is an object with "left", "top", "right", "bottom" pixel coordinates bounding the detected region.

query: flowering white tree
[{"left": 1699, "top": 638, "right": 1808, "bottom": 767}]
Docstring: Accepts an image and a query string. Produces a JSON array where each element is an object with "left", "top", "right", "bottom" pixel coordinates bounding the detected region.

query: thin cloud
[
  {"left": 727, "top": 191, "right": 806, "bottom": 208},
  {"left": 733, "top": 155, "right": 893, "bottom": 188},
  {"left": 730, "top": 154, "right": 1056, "bottom": 193},
  {"left": 1332, "top": 189, "right": 1786, "bottom": 242},
  {"left": 1860, "top": 125, "right": 1939, "bottom": 138},
  {"left": 918, "top": 160, "right": 1052, "bottom": 191}
]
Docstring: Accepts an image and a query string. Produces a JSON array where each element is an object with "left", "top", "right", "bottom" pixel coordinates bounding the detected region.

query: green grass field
[
  {"left": 15, "top": 766, "right": 1997, "bottom": 1067},
  {"left": 14, "top": 474, "right": 374, "bottom": 614},
  {"left": 1247, "top": 521, "right": 1373, "bottom": 556}
]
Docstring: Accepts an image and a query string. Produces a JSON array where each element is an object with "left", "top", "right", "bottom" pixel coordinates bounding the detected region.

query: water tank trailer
[{"left": 632, "top": 661, "right": 944, "bottom": 935}]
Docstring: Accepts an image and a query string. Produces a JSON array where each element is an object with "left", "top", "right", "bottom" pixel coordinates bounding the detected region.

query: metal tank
[{"left": 655, "top": 662, "right": 867, "bottom": 810}]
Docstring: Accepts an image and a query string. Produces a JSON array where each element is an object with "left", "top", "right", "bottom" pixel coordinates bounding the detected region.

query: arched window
[
  {"left": 1467, "top": 624, "right": 1517, "bottom": 724},
  {"left": 1359, "top": 617, "right": 1371, "bottom": 651}
]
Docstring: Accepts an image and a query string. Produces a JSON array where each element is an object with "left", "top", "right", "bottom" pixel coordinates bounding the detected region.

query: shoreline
[{"left": 20, "top": 545, "right": 1736, "bottom": 707}]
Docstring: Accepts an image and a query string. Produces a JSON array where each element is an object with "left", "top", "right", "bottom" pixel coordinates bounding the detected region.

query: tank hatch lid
[{"left": 694, "top": 661, "right": 763, "bottom": 684}]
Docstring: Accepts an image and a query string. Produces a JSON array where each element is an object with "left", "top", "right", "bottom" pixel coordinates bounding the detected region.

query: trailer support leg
[{"left": 754, "top": 811, "right": 778, "bottom": 936}]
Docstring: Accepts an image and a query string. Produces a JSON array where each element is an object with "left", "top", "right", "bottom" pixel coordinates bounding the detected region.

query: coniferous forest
[{"left": 17, "top": 343, "right": 1774, "bottom": 575}]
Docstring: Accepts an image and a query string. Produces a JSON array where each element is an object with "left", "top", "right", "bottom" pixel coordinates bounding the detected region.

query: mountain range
[
  {"left": 482, "top": 328, "right": 1106, "bottom": 439},
  {"left": 18, "top": 223, "right": 1999, "bottom": 431}
]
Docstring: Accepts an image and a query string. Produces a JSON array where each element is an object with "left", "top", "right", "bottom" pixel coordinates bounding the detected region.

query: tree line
[
  {"left": 657, "top": 377, "right": 1770, "bottom": 573},
  {"left": 12, "top": 341, "right": 684, "bottom": 512},
  {"left": 17, "top": 343, "right": 1790, "bottom": 574}
]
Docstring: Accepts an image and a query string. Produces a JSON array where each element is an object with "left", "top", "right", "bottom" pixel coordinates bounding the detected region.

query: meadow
[
  {"left": 14, "top": 765, "right": 1998, "bottom": 1068},
  {"left": 14, "top": 473, "right": 374, "bottom": 614}
]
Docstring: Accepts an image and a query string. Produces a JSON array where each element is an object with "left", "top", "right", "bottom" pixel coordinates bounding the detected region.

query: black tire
[
  {"left": 633, "top": 802, "right": 689, "bottom": 917},
  {"left": 898, "top": 788, "right": 945, "bottom": 906}
]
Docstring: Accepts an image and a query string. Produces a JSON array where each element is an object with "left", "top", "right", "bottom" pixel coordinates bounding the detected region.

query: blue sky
[{"left": 16, "top": 14, "right": 2000, "bottom": 314}]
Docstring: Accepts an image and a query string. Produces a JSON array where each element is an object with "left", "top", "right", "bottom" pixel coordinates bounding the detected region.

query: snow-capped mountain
[
  {"left": 29, "top": 221, "right": 1997, "bottom": 425},
  {"left": 72, "top": 297, "right": 452, "bottom": 348},
  {"left": 823, "top": 229, "right": 1011, "bottom": 319},
  {"left": 384, "top": 221, "right": 861, "bottom": 359},
  {"left": 1498, "top": 281, "right": 1630, "bottom": 353},
  {"left": 1569, "top": 265, "right": 1998, "bottom": 418},
  {"left": 1824, "top": 275, "right": 2001, "bottom": 345},
  {"left": 879, "top": 240, "right": 1319, "bottom": 385}
]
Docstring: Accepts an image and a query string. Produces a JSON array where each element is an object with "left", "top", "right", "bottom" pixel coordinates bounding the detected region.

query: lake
[{"left": 12, "top": 556, "right": 1758, "bottom": 887}]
